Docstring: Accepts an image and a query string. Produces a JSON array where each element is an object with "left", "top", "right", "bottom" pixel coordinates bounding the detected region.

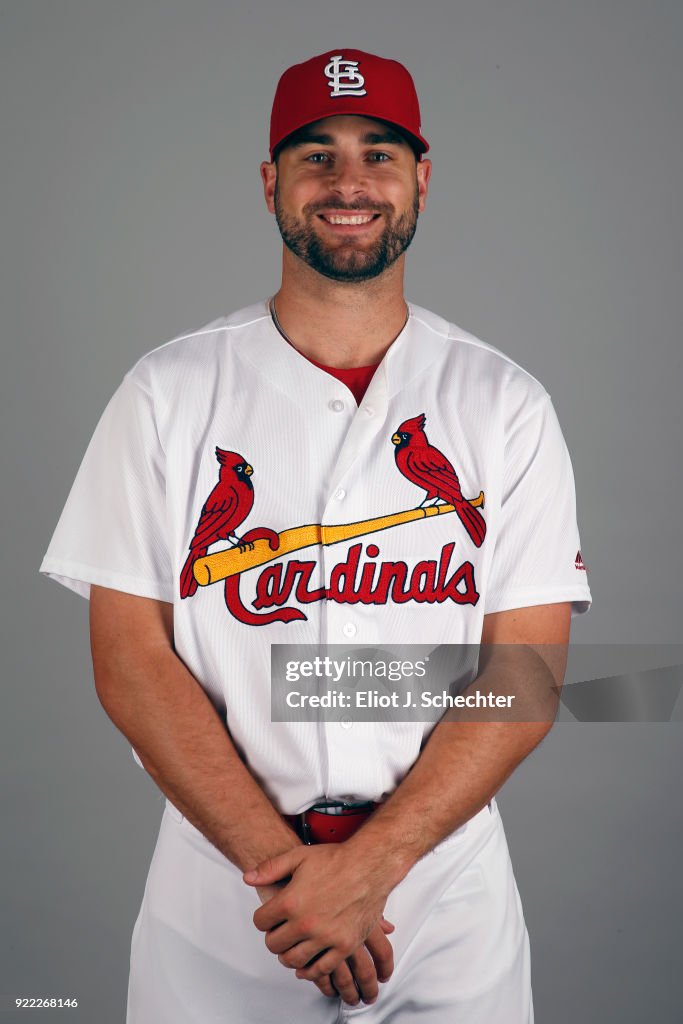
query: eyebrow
[{"left": 288, "top": 129, "right": 408, "bottom": 149}]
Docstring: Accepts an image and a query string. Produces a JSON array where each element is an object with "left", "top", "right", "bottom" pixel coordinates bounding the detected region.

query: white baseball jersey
[{"left": 40, "top": 298, "right": 592, "bottom": 814}]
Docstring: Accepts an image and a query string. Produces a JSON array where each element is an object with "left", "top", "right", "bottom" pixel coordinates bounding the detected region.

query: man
[{"left": 40, "top": 49, "right": 592, "bottom": 1022}]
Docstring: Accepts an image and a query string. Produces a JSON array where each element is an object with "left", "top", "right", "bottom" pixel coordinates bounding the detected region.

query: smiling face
[{"left": 261, "top": 115, "right": 431, "bottom": 283}]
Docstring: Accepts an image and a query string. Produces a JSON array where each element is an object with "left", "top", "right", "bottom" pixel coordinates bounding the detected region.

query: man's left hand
[{"left": 244, "top": 843, "right": 392, "bottom": 981}]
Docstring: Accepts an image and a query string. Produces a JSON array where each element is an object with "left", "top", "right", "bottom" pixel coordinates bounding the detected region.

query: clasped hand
[{"left": 243, "top": 843, "right": 395, "bottom": 1006}]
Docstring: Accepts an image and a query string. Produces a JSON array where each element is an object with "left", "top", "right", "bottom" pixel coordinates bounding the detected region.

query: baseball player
[{"left": 40, "top": 49, "right": 592, "bottom": 1022}]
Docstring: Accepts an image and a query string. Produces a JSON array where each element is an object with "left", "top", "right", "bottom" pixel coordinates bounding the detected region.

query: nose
[{"left": 326, "top": 155, "right": 368, "bottom": 199}]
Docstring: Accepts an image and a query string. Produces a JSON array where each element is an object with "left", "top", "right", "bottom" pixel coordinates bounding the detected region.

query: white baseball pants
[{"left": 126, "top": 797, "right": 533, "bottom": 1023}]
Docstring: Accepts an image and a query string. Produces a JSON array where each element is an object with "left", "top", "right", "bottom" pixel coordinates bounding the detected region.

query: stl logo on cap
[{"left": 324, "top": 54, "right": 367, "bottom": 98}]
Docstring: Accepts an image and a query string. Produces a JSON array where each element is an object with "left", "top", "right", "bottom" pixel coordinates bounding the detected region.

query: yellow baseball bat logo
[{"left": 193, "top": 493, "right": 485, "bottom": 587}]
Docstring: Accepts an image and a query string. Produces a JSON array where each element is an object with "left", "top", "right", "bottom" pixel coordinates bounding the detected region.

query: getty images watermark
[
  {"left": 282, "top": 653, "right": 515, "bottom": 711},
  {"left": 270, "top": 645, "right": 683, "bottom": 723}
]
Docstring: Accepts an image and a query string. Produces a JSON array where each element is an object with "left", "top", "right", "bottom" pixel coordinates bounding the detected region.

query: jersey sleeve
[
  {"left": 484, "top": 389, "right": 592, "bottom": 618},
  {"left": 39, "top": 369, "right": 174, "bottom": 603}
]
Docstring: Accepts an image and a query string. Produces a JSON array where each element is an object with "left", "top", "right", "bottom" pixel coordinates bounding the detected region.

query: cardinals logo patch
[
  {"left": 180, "top": 417, "right": 486, "bottom": 625},
  {"left": 179, "top": 449, "right": 256, "bottom": 599},
  {"left": 392, "top": 413, "right": 486, "bottom": 547}
]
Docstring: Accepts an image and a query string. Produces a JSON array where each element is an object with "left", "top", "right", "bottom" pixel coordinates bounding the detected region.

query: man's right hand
[
  {"left": 325, "top": 917, "right": 395, "bottom": 1006},
  {"left": 89, "top": 587, "right": 396, "bottom": 1007},
  {"left": 255, "top": 885, "right": 394, "bottom": 1006}
]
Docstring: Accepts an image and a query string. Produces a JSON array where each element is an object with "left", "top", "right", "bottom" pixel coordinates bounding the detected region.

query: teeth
[{"left": 324, "top": 214, "right": 376, "bottom": 225}]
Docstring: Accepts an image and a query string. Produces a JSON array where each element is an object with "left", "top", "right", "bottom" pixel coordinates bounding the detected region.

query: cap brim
[{"left": 271, "top": 110, "right": 429, "bottom": 160}]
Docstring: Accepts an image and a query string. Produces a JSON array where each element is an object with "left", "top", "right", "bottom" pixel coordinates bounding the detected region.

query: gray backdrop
[{"left": 2, "top": 1, "right": 682, "bottom": 1021}]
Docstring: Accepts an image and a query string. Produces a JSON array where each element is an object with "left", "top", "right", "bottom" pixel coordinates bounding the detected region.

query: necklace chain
[
  {"left": 269, "top": 296, "right": 410, "bottom": 350},
  {"left": 269, "top": 296, "right": 291, "bottom": 344}
]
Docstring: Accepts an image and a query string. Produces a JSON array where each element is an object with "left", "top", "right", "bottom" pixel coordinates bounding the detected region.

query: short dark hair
[{"left": 273, "top": 119, "right": 421, "bottom": 165}]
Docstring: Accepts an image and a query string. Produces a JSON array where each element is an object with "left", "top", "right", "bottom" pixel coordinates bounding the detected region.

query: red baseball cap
[{"left": 269, "top": 49, "right": 429, "bottom": 161}]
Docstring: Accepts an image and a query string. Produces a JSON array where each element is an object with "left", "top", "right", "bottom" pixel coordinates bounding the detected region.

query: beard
[{"left": 274, "top": 179, "right": 420, "bottom": 283}]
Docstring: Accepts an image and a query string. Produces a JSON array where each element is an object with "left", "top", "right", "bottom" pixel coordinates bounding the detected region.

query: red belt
[{"left": 285, "top": 803, "right": 378, "bottom": 844}]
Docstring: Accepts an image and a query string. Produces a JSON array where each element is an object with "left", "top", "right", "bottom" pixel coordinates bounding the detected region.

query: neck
[{"left": 271, "top": 249, "right": 410, "bottom": 369}]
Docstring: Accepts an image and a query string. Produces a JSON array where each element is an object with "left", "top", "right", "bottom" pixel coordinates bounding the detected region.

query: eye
[
  {"left": 306, "top": 152, "right": 330, "bottom": 163},
  {"left": 369, "top": 151, "right": 391, "bottom": 161}
]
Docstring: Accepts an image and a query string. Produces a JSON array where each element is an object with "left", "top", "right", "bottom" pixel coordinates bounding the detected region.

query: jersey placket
[{"left": 318, "top": 365, "right": 390, "bottom": 800}]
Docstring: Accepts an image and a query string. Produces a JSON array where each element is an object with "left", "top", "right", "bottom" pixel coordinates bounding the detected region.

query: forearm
[
  {"left": 93, "top": 643, "right": 300, "bottom": 872},
  {"left": 346, "top": 644, "right": 558, "bottom": 887}
]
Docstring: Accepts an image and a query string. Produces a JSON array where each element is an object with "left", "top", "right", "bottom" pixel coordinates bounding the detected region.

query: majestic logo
[
  {"left": 575, "top": 550, "right": 587, "bottom": 571},
  {"left": 180, "top": 415, "right": 486, "bottom": 626},
  {"left": 324, "top": 54, "right": 367, "bottom": 98}
]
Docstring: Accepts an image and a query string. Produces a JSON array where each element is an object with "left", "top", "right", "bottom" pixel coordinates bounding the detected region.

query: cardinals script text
[{"left": 223, "top": 540, "right": 479, "bottom": 626}]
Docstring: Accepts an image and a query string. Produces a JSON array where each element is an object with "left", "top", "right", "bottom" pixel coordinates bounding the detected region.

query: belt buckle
[
  {"left": 299, "top": 811, "right": 314, "bottom": 845},
  {"left": 299, "top": 801, "right": 360, "bottom": 844}
]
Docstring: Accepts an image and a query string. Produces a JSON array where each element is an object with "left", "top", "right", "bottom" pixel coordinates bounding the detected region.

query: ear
[
  {"left": 416, "top": 157, "right": 432, "bottom": 214},
  {"left": 260, "top": 161, "right": 277, "bottom": 215}
]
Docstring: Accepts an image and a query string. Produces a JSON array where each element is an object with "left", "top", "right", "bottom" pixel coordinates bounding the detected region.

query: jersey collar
[{"left": 233, "top": 298, "right": 450, "bottom": 406}]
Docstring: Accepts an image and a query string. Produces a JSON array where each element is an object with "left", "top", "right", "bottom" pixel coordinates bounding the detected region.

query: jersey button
[
  {"left": 364, "top": 405, "right": 374, "bottom": 416},
  {"left": 335, "top": 488, "right": 346, "bottom": 501},
  {"left": 329, "top": 399, "right": 345, "bottom": 413},
  {"left": 342, "top": 622, "right": 357, "bottom": 638}
]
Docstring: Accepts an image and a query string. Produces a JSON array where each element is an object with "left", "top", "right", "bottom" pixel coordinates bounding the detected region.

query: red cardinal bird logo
[
  {"left": 179, "top": 448, "right": 255, "bottom": 599},
  {"left": 392, "top": 413, "right": 486, "bottom": 547}
]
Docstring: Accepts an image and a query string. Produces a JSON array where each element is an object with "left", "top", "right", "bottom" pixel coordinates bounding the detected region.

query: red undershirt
[{"left": 304, "top": 353, "right": 381, "bottom": 406}]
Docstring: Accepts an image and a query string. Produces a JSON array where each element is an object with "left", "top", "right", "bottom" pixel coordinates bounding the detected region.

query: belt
[{"left": 284, "top": 802, "right": 378, "bottom": 844}]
